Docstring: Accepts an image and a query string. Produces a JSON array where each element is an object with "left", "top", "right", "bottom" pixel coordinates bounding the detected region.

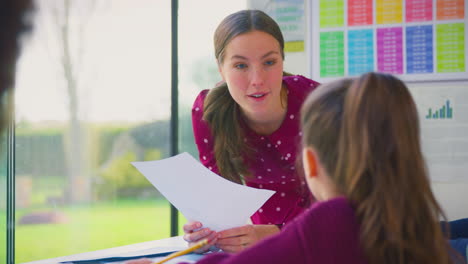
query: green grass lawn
[{"left": 10, "top": 199, "right": 186, "bottom": 263}]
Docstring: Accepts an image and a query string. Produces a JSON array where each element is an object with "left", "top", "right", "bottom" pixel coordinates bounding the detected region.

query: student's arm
[{"left": 125, "top": 229, "right": 304, "bottom": 264}]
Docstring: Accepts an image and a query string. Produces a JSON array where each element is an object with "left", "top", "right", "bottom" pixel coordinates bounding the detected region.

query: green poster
[
  {"left": 436, "top": 23, "right": 465, "bottom": 73},
  {"left": 320, "top": 0, "right": 344, "bottom": 28},
  {"left": 320, "top": 31, "right": 345, "bottom": 77}
]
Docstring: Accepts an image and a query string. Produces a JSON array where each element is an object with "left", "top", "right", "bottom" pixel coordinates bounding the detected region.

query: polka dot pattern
[{"left": 191, "top": 75, "right": 319, "bottom": 227}]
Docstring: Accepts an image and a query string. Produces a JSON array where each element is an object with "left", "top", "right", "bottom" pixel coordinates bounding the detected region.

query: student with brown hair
[
  {"left": 191, "top": 71, "right": 455, "bottom": 263},
  {"left": 130, "top": 73, "right": 462, "bottom": 264},
  {"left": 184, "top": 9, "right": 320, "bottom": 253}
]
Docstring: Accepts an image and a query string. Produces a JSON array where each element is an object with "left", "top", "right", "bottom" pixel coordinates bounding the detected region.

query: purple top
[
  {"left": 191, "top": 75, "right": 320, "bottom": 226},
  {"left": 180, "top": 197, "right": 367, "bottom": 264}
]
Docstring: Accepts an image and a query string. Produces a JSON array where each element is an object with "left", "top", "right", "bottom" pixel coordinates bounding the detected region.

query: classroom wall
[
  {"left": 432, "top": 182, "right": 468, "bottom": 221},
  {"left": 411, "top": 80, "right": 468, "bottom": 220},
  {"left": 249, "top": 0, "right": 468, "bottom": 221}
]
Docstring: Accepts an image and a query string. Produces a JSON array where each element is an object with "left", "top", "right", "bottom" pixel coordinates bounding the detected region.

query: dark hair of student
[
  {"left": 0, "top": 0, "right": 34, "bottom": 133},
  {"left": 203, "top": 9, "right": 291, "bottom": 183},
  {"left": 301, "top": 72, "right": 453, "bottom": 264}
]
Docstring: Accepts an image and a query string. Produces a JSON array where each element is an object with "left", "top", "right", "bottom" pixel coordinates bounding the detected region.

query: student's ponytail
[{"left": 335, "top": 72, "right": 452, "bottom": 264}]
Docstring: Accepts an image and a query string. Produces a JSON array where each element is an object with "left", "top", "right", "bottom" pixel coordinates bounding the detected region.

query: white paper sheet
[{"left": 131, "top": 152, "right": 275, "bottom": 231}]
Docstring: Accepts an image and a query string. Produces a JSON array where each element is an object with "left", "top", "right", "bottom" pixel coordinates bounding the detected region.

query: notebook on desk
[{"left": 60, "top": 250, "right": 177, "bottom": 264}]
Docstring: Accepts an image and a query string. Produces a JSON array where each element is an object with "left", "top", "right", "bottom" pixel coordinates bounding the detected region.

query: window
[{"left": 13, "top": 1, "right": 172, "bottom": 262}]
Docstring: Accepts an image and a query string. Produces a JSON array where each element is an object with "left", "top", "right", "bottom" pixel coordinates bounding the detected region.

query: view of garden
[
  {"left": 5, "top": 121, "right": 194, "bottom": 262},
  {"left": 15, "top": 199, "right": 186, "bottom": 263},
  {"left": 0, "top": 1, "right": 245, "bottom": 262}
]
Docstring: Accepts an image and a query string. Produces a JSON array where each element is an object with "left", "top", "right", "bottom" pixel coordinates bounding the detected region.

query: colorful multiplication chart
[{"left": 309, "top": 0, "right": 468, "bottom": 82}]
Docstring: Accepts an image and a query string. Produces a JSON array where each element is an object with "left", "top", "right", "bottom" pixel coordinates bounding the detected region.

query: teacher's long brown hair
[{"left": 301, "top": 73, "right": 453, "bottom": 264}]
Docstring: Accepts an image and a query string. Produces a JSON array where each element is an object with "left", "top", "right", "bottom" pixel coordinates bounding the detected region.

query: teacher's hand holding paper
[
  {"left": 183, "top": 222, "right": 280, "bottom": 254},
  {"left": 214, "top": 224, "right": 280, "bottom": 253},
  {"left": 183, "top": 221, "right": 217, "bottom": 253},
  {"left": 131, "top": 153, "right": 275, "bottom": 253}
]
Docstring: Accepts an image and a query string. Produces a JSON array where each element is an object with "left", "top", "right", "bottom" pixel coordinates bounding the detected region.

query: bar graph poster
[
  {"left": 425, "top": 99, "right": 453, "bottom": 119},
  {"left": 309, "top": 0, "right": 468, "bottom": 82},
  {"left": 410, "top": 84, "right": 468, "bottom": 182}
]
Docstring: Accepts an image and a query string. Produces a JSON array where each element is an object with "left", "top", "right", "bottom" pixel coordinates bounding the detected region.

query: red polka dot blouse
[{"left": 191, "top": 75, "right": 320, "bottom": 227}]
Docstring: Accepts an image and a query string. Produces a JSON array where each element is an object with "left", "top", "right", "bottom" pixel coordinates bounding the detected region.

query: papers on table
[
  {"left": 132, "top": 152, "right": 275, "bottom": 231},
  {"left": 59, "top": 236, "right": 195, "bottom": 264}
]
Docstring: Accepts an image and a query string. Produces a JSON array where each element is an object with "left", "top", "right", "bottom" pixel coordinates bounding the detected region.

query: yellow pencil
[{"left": 153, "top": 239, "right": 209, "bottom": 264}]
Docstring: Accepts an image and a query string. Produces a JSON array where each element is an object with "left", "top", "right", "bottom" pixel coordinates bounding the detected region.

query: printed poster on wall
[
  {"left": 265, "top": 0, "right": 305, "bottom": 52},
  {"left": 309, "top": 0, "right": 468, "bottom": 182},
  {"left": 309, "top": 0, "right": 468, "bottom": 82},
  {"left": 410, "top": 83, "right": 468, "bottom": 182}
]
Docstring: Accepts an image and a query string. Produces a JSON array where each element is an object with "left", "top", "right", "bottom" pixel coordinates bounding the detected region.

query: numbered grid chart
[{"left": 310, "top": 0, "right": 467, "bottom": 82}]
